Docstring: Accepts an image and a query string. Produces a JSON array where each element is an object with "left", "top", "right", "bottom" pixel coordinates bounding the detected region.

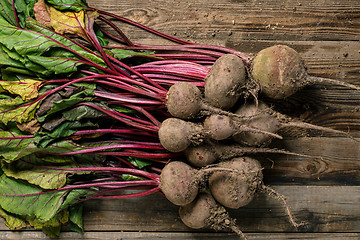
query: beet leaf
[{"left": 0, "top": 173, "right": 94, "bottom": 222}]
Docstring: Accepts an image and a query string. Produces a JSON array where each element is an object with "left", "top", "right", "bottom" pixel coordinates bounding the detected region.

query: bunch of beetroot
[{"left": 0, "top": 0, "right": 358, "bottom": 239}]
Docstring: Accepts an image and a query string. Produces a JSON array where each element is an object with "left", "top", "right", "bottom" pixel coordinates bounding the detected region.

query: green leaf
[
  {"left": 111, "top": 49, "right": 157, "bottom": 60},
  {"left": 128, "top": 157, "right": 152, "bottom": 169},
  {"left": 0, "top": 19, "right": 106, "bottom": 72},
  {"left": 1, "top": 44, "right": 25, "bottom": 63},
  {"left": 68, "top": 204, "right": 83, "bottom": 233},
  {"left": 0, "top": 79, "right": 42, "bottom": 101},
  {"left": 46, "top": 0, "right": 88, "bottom": 12},
  {"left": 62, "top": 104, "right": 105, "bottom": 121},
  {"left": 37, "top": 89, "right": 94, "bottom": 122},
  {"left": 0, "top": 207, "right": 28, "bottom": 230},
  {"left": 27, "top": 55, "right": 83, "bottom": 75},
  {"left": 0, "top": 124, "right": 88, "bottom": 162},
  {"left": 14, "top": 0, "right": 34, "bottom": 28},
  {"left": 27, "top": 19, "right": 106, "bottom": 67},
  {"left": 35, "top": 119, "right": 99, "bottom": 147},
  {"left": 2, "top": 153, "right": 101, "bottom": 189},
  {"left": 0, "top": 0, "right": 18, "bottom": 26},
  {"left": 0, "top": 96, "right": 40, "bottom": 125},
  {"left": 0, "top": 173, "right": 93, "bottom": 222},
  {"left": 0, "top": 126, "right": 37, "bottom": 162},
  {"left": 1, "top": 67, "right": 36, "bottom": 81},
  {"left": 121, "top": 174, "right": 143, "bottom": 181},
  {"left": 27, "top": 210, "right": 69, "bottom": 238},
  {"left": 3, "top": 156, "right": 69, "bottom": 189},
  {"left": 94, "top": 26, "right": 108, "bottom": 46},
  {"left": 0, "top": 44, "right": 24, "bottom": 68}
]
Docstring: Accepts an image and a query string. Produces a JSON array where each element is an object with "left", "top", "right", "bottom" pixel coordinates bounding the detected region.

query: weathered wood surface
[
  {"left": 0, "top": 232, "right": 359, "bottom": 240},
  {"left": 0, "top": 186, "right": 359, "bottom": 238},
  {"left": 1, "top": 0, "right": 359, "bottom": 239}
]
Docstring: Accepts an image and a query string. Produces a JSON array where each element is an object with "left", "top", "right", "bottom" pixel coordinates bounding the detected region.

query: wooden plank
[
  {"left": 0, "top": 231, "right": 358, "bottom": 240},
  {"left": 83, "top": 186, "right": 360, "bottom": 233},
  {"left": 2, "top": 186, "right": 357, "bottom": 233},
  {"left": 87, "top": 0, "right": 360, "bottom": 42},
  {"left": 258, "top": 137, "right": 360, "bottom": 185}
]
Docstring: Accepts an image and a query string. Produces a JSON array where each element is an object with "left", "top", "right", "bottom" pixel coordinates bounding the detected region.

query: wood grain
[
  {"left": 1, "top": 0, "right": 359, "bottom": 239},
  {"left": 2, "top": 186, "right": 358, "bottom": 233},
  {"left": 88, "top": 0, "right": 360, "bottom": 42},
  {"left": 0, "top": 232, "right": 359, "bottom": 240}
]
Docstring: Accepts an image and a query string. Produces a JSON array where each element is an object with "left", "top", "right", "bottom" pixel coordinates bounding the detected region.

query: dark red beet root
[
  {"left": 204, "top": 54, "right": 246, "bottom": 110},
  {"left": 166, "top": 82, "right": 256, "bottom": 121},
  {"left": 233, "top": 101, "right": 354, "bottom": 147},
  {"left": 251, "top": 45, "right": 360, "bottom": 99},
  {"left": 204, "top": 114, "right": 282, "bottom": 141},
  {"left": 166, "top": 82, "right": 203, "bottom": 119},
  {"left": 179, "top": 192, "right": 248, "bottom": 239},
  {"left": 159, "top": 161, "right": 199, "bottom": 206},
  {"left": 185, "top": 142, "right": 316, "bottom": 167},
  {"left": 158, "top": 118, "right": 205, "bottom": 152},
  {"left": 209, "top": 157, "right": 263, "bottom": 209},
  {"left": 185, "top": 143, "right": 218, "bottom": 167}
]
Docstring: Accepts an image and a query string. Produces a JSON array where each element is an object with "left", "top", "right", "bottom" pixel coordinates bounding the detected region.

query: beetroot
[
  {"left": 166, "top": 82, "right": 203, "bottom": 119},
  {"left": 233, "top": 101, "right": 353, "bottom": 147},
  {"left": 185, "top": 142, "right": 315, "bottom": 168},
  {"left": 159, "top": 161, "right": 199, "bottom": 206},
  {"left": 208, "top": 157, "right": 304, "bottom": 228},
  {"left": 204, "top": 54, "right": 246, "bottom": 110},
  {"left": 251, "top": 45, "right": 360, "bottom": 99},
  {"left": 208, "top": 157, "right": 263, "bottom": 209},
  {"left": 158, "top": 117, "right": 281, "bottom": 153},
  {"left": 203, "top": 114, "right": 282, "bottom": 141},
  {"left": 179, "top": 192, "right": 248, "bottom": 239},
  {"left": 165, "top": 82, "right": 255, "bottom": 120},
  {"left": 158, "top": 118, "right": 205, "bottom": 152},
  {"left": 159, "top": 161, "right": 242, "bottom": 206}
]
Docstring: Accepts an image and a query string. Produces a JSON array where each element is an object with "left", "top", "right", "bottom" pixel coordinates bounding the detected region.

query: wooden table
[{"left": 1, "top": 0, "right": 359, "bottom": 239}]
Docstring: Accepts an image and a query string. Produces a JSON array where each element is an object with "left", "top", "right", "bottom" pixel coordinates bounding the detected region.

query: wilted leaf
[
  {"left": 27, "top": 210, "right": 69, "bottom": 238},
  {"left": 34, "top": 0, "right": 52, "bottom": 28},
  {"left": 49, "top": 6, "right": 89, "bottom": 40},
  {"left": 37, "top": 90, "right": 94, "bottom": 122},
  {"left": 0, "top": 96, "right": 39, "bottom": 125},
  {"left": 0, "top": 207, "right": 28, "bottom": 230},
  {"left": 0, "top": 79, "right": 42, "bottom": 101},
  {"left": 16, "top": 119, "right": 40, "bottom": 134}
]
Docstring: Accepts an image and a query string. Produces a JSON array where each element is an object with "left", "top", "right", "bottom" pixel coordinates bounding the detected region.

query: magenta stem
[
  {"left": 79, "top": 102, "right": 159, "bottom": 132},
  {"left": 93, "top": 186, "right": 161, "bottom": 199},
  {"left": 37, "top": 166, "right": 160, "bottom": 180},
  {"left": 93, "top": 8, "right": 193, "bottom": 45},
  {"left": 98, "top": 15, "right": 134, "bottom": 46}
]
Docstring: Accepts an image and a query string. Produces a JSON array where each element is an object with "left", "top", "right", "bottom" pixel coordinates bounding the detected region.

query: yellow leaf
[
  {"left": 0, "top": 79, "right": 42, "bottom": 100},
  {"left": 49, "top": 7, "right": 88, "bottom": 41}
]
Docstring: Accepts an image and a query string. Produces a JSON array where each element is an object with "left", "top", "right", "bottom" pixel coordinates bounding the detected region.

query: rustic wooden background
[{"left": 1, "top": 0, "right": 359, "bottom": 239}]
